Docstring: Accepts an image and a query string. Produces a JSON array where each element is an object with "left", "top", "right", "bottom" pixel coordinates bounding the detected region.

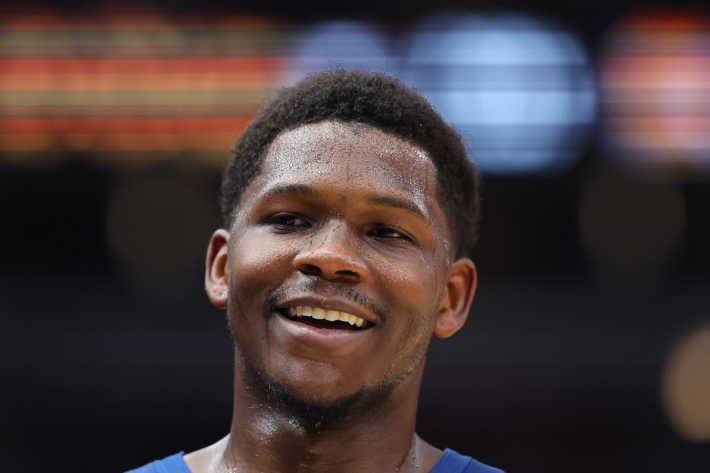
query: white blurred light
[
  {"left": 283, "top": 21, "right": 393, "bottom": 85},
  {"left": 402, "top": 12, "right": 597, "bottom": 174}
]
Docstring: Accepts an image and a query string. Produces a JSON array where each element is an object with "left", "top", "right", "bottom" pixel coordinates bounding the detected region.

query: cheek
[
  {"left": 373, "top": 251, "right": 443, "bottom": 351},
  {"left": 228, "top": 231, "right": 293, "bottom": 314},
  {"left": 376, "top": 250, "right": 441, "bottom": 315},
  {"left": 226, "top": 232, "right": 296, "bottom": 368}
]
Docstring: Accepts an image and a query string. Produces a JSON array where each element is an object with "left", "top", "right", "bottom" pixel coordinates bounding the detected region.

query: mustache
[{"left": 264, "top": 279, "right": 389, "bottom": 325}]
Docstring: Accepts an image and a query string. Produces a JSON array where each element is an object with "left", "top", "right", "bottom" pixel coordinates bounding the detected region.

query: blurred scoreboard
[
  {"left": 0, "top": 5, "right": 289, "bottom": 166},
  {"left": 1, "top": 4, "right": 709, "bottom": 178}
]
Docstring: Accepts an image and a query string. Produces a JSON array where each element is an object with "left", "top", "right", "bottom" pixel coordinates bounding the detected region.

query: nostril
[
  {"left": 302, "top": 264, "right": 322, "bottom": 275},
  {"left": 336, "top": 270, "right": 358, "bottom": 278}
]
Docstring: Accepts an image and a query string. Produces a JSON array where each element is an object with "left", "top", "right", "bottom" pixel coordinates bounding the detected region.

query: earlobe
[
  {"left": 205, "top": 229, "right": 230, "bottom": 309},
  {"left": 433, "top": 258, "right": 477, "bottom": 338}
]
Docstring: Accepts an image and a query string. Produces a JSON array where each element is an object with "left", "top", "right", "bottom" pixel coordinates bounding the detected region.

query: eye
[
  {"left": 266, "top": 214, "right": 311, "bottom": 230},
  {"left": 369, "top": 226, "right": 413, "bottom": 243}
]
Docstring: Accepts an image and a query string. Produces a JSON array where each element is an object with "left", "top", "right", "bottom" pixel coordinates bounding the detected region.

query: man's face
[{"left": 224, "top": 120, "right": 454, "bottom": 412}]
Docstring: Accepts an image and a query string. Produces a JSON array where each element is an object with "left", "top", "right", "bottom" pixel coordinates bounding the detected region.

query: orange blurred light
[
  {"left": 0, "top": 4, "right": 289, "bottom": 162},
  {"left": 0, "top": 58, "right": 284, "bottom": 75},
  {"left": 0, "top": 117, "right": 250, "bottom": 151},
  {"left": 599, "top": 9, "right": 710, "bottom": 177},
  {"left": 663, "top": 322, "right": 710, "bottom": 442}
]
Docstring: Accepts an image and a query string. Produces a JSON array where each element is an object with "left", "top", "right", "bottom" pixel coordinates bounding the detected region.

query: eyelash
[
  {"left": 368, "top": 226, "right": 413, "bottom": 243},
  {"left": 266, "top": 214, "right": 311, "bottom": 229}
]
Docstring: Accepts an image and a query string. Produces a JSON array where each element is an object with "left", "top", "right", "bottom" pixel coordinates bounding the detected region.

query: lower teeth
[{"left": 284, "top": 312, "right": 359, "bottom": 329}]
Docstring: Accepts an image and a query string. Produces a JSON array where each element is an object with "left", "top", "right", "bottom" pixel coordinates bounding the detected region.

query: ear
[
  {"left": 433, "top": 258, "right": 477, "bottom": 338},
  {"left": 205, "top": 229, "right": 230, "bottom": 309}
]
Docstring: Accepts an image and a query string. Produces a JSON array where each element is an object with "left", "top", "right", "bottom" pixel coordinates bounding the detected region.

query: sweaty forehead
[{"left": 259, "top": 120, "right": 439, "bottom": 196}]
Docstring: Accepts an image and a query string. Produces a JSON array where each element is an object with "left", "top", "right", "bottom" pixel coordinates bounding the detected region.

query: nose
[{"left": 293, "top": 222, "right": 369, "bottom": 281}]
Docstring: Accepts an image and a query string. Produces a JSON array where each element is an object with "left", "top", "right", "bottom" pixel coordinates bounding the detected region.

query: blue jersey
[{"left": 126, "top": 448, "right": 504, "bottom": 473}]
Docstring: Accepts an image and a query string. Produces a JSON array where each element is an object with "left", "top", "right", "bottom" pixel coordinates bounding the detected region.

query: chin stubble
[{"left": 236, "top": 348, "right": 393, "bottom": 427}]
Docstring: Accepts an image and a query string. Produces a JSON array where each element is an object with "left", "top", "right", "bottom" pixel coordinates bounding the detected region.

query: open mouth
[{"left": 277, "top": 306, "right": 372, "bottom": 331}]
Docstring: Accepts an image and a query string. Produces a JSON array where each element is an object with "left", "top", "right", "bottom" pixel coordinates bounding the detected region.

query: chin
[
  {"left": 247, "top": 357, "right": 394, "bottom": 427},
  {"left": 271, "top": 379, "right": 394, "bottom": 428}
]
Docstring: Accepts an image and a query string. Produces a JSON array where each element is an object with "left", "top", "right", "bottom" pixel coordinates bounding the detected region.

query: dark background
[{"left": 2, "top": 0, "right": 710, "bottom": 472}]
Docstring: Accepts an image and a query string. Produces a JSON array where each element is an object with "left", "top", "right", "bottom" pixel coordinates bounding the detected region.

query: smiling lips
[{"left": 288, "top": 306, "right": 369, "bottom": 328}]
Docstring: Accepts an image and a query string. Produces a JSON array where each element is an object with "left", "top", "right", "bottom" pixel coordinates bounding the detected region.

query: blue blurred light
[
  {"left": 402, "top": 12, "right": 597, "bottom": 174},
  {"left": 283, "top": 21, "right": 393, "bottom": 85}
]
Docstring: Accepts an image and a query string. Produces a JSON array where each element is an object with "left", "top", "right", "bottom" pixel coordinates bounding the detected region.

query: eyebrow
[
  {"left": 366, "top": 195, "right": 429, "bottom": 223},
  {"left": 260, "top": 183, "right": 320, "bottom": 200},
  {"left": 260, "top": 183, "right": 429, "bottom": 223}
]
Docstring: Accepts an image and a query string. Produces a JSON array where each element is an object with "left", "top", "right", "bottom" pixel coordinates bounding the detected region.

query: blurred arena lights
[
  {"left": 0, "top": 4, "right": 289, "bottom": 167},
  {"left": 401, "top": 11, "right": 596, "bottom": 175},
  {"left": 599, "top": 9, "right": 710, "bottom": 178},
  {"left": 282, "top": 21, "right": 394, "bottom": 86},
  {"left": 663, "top": 322, "right": 710, "bottom": 442}
]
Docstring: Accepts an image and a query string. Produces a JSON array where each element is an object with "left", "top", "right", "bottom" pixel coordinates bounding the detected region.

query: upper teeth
[{"left": 288, "top": 306, "right": 367, "bottom": 328}]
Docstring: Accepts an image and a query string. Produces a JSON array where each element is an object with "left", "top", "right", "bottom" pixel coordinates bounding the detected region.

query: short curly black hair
[{"left": 220, "top": 70, "right": 481, "bottom": 258}]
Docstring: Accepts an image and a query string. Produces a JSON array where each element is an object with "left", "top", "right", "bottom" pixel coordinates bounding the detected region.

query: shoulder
[
  {"left": 124, "top": 452, "right": 192, "bottom": 473},
  {"left": 429, "top": 448, "right": 505, "bottom": 473},
  {"left": 462, "top": 457, "right": 506, "bottom": 473}
]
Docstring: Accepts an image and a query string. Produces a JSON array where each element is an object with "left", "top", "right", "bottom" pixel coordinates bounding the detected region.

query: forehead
[{"left": 259, "top": 120, "right": 439, "bottom": 198}]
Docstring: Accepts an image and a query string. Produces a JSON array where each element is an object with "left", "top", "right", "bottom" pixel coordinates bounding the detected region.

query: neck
[{"left": 208, "top": 352, "right": 437, "bottom": 473}]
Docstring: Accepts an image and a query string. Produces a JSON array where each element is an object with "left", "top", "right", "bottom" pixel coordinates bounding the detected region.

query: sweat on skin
[{"left": 192, "top": 120, "right": 477, "bottom": 473}]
